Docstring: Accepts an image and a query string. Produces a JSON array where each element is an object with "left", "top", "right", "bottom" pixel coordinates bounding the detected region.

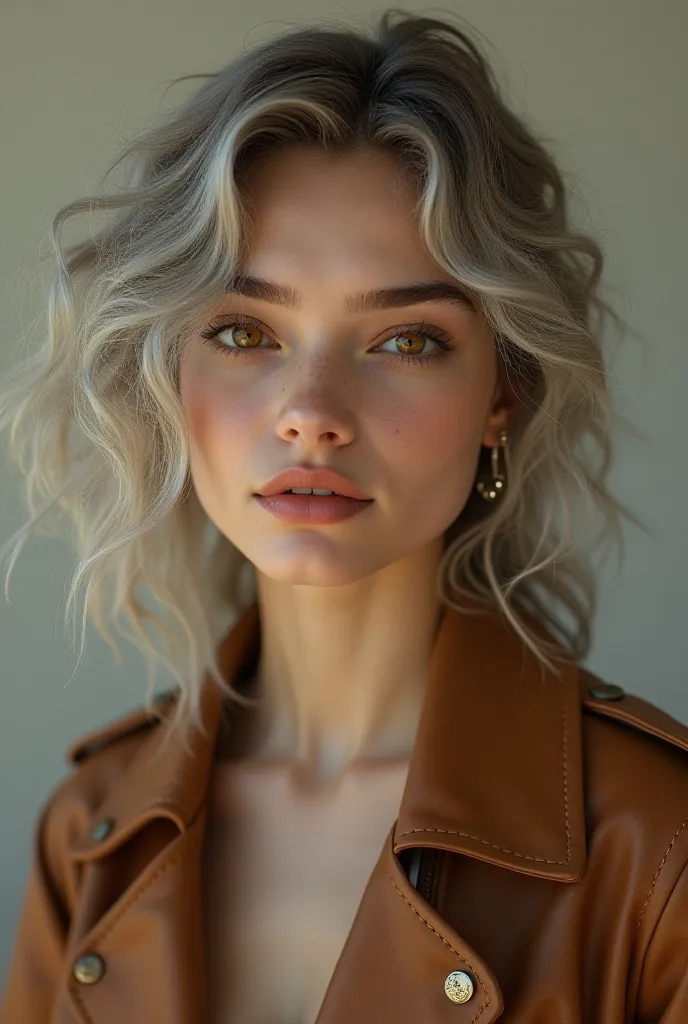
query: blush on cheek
[
  {"left": 182, "top": 391, "right": 214, "bottom": 448},
  {"left": 181, "top": 360, "right": 244, "bottom": 444},
  {"left": 386, "top": 397, "right": 487, "bottom": 525},
  {"left": 184, "top": 386, "right": 266, "bottom": 495},
  {"left": 389, "top": 399, "right": 476, "bottom": 467}
]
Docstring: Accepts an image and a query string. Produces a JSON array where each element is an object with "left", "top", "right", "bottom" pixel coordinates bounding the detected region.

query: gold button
[
  {"left": 588, "top": 682, "right": 625, "bottom": 702},
  {"left": 90, "top": 816, "right": 115, "bottom": 841},
  {"left": 73, "top": 953, "right": 106, "bottom": 984},
  {"left": 444, "top": 970, "right": 474, "bottom": 1003}
]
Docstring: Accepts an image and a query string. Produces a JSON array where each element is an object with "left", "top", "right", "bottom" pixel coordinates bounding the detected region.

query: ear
[{"left": 481, "top": 356, "right": 523, "bottom": 448}]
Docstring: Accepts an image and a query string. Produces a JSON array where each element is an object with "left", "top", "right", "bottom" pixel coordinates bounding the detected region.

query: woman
[{"left": 0, "top": 10, "right": 686, "bottom": 1024}]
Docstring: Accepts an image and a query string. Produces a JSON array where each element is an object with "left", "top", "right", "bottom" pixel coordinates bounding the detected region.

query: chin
[
  {"left": 250, "top": 544, "right": 384, "bottom": 589},
  {"left": 257, "top": 562, "right": 372, "bottom": 588}
]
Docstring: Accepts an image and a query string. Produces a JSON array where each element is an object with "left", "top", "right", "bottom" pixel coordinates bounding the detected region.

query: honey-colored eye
[
  {"left": 391, "top": 332, "right": 428, "bottom": 354},
  {"left": 219, "top": 324, "right": 265, "bottom": 349}
]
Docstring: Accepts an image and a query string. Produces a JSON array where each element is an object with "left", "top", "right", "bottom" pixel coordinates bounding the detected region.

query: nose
[
  {"left": 272, "top": 361, "right": 356, "bottom": 448},
  {"left": 274, "top": 400, "right": 356, "bottom": 448}
]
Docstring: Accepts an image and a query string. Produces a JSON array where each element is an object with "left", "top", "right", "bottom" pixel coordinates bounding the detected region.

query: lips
[
  {"left": 254, "top": 490, "right": 373, "bottom": 525},
  {"left": 255, "top": 466, "right": 372, "bottom": 501}
]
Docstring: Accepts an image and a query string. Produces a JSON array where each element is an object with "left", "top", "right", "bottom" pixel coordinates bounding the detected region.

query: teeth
[{"left": 286, "top": 488, "right": 335, "bottom": 496}]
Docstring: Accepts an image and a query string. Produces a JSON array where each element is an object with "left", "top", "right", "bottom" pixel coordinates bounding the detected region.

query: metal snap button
[
  {"left": 73, "top": 953, "right": 106, "bottom": 984},
  {"left": 444, "top": 970, "right": 474, "bottom": 1003},
  {"left": 90, "top": 816, "right": 115, "bottom": 842},
  {"left": 588, "top": 682, "right": 625, "bottom": 702}
]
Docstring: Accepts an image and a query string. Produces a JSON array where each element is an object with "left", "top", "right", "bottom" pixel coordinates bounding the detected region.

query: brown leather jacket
[{"left": 2, "top": 599, "right": 688, "bottom": 1023}]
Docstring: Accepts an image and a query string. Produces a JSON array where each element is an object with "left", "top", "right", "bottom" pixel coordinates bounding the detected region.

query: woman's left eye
[{"left": 198, "top": 318, "right": 455, "bottom": 367}]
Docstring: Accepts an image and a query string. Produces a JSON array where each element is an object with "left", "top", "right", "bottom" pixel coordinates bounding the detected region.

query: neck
[{"left": 241, "top": 538, "right": 445, "bottom": 785}]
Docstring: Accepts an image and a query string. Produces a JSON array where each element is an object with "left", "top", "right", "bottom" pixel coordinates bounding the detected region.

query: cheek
[
  {"left": 379, "top": 389, "right": 485, "bottom": 484},
  {"left": 179, "top": 362, "right": 255, "bottom": 480}
]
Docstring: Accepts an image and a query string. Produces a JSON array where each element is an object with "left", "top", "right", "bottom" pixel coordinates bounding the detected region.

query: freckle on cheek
[{"left": 395, "top": 408, "right": 457, "bottom": 457}]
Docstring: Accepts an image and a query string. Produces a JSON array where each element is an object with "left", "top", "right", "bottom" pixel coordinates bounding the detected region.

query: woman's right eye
[{"left": 199, "top": 319, "right": 274, "bottom": 359}]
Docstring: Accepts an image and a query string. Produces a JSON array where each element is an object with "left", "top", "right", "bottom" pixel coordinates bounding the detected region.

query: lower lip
[{"left": 253, "top": 493, "right": 374, "bottom": 524}]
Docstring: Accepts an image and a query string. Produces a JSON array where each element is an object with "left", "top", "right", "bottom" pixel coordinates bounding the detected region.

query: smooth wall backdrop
[{"left": 1, "top": 0, "right": 686, "bottom": 980}]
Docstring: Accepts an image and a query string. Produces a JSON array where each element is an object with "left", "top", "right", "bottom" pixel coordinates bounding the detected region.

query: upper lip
[{"left": 254, "top": 466, "right": 373, "bottom": 500}]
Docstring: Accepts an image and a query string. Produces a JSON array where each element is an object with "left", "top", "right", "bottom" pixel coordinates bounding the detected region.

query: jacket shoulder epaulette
[
  {"left": 65, "top": 688, "right": 180, "bottom": 766},
  {"left": 579, "top": 666, "right": 688, "bottom": 758}
]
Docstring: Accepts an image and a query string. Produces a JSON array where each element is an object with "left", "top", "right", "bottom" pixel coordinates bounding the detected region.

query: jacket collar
[{"left": 70, "top": 597, "right": 586, "bottom": 881}]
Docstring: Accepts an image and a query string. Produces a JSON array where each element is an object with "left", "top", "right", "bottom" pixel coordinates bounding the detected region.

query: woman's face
[{"left": 179, "top": 144, "right": 513, "bottom": 587}]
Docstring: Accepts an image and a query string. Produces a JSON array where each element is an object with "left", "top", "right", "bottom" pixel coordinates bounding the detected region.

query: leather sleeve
[
  {"left": 635, "top": 851, "right": 688, "bottom": 1023},
  {"left": 0, "top": 794, "right": 71, "bottom": 1024}
]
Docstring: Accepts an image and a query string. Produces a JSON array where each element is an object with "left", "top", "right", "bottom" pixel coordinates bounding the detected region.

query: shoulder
[
  {"left": 64, "top": 688, "right": 180, "bottom": 765},
  {"left": 578, "top": 665, "right": 688, "bottom": 863},
  {"left": 578, "top": 665, "right": 688, "bottom": 765},
  {"left": 45, "top": 687, "right": 181, "bottom": 821},
  {"left": 41, "top": 690, "right": 180, "bottom": 842},
  {"left": 578, "top": 668, "right": 688, "bottom": 985},
  {"left": 26, "top": 689, "right": 180, "bottom": 910}
]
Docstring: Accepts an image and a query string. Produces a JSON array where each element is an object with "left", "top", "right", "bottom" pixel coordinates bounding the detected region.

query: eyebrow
[{"left": 224, "top": 274, "right": 478, "bottom": 316}]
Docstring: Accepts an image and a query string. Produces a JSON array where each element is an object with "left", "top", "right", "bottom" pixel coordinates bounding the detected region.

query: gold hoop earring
[{"left": 475, "top": 430, "right": 508, "bottom": 502}]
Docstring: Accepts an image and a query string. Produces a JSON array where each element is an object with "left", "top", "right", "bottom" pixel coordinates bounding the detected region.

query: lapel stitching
[
  {"left": 386, "top": 867, "right": 494, "bottom": 1022},
  {"left": 396, "top": 699, "right": 574, "bottom": 867}
]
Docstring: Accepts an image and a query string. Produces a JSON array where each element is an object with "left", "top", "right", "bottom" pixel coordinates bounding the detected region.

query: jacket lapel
[
  {"left": 64, "top": 642, "right": 229, "bottom": 1024},
  {"left": 315, "top": 821, "right": 504, "bottom": 1023},
  {"left": 65, "top": 597, "right": 586, "bottom": 1024},
  {"left": 64, "top": 812, "right": 210, "bottom": 1024},
  {"left": 314, "top": 600, "right": 586, "bottom": 1023},
  {"left": 394, "top": 601, "right": 587, "bottom": 881}
]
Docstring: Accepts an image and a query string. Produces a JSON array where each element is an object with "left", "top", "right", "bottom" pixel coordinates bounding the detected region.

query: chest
[{"left": 201, "top": 758, "right": 410, "bottom": 1024}]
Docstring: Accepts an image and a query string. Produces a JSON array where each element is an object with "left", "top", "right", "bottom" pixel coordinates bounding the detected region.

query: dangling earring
[{"left": 475, "top": 430, "right": 508, "bottom": 502}]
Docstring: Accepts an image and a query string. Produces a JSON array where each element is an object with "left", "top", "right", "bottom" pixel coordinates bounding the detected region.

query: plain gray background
[{"left": 1, "top": 0, "right": 686, "bottom": 984}]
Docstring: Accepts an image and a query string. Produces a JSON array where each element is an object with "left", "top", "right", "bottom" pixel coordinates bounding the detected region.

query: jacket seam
[
  {"left": 138, "top": 798, "right": 189, "bottom": 822},
  {"left": 633, "top": 814, "right": 688, "bottom": 939},
  {"left": 397, "top": 703, "right": 572, "bottom": 865},
  {"left": 387, "top": 869, "right": 491, "bottom": 1023}
]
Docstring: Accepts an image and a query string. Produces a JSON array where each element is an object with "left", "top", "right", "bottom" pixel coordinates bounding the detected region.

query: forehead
[
  {"left": 240, "top": 145, "right": 420, "bottom": 234},
  {"left": 236, "top": 145, "right": 441, "bottom": 289}
]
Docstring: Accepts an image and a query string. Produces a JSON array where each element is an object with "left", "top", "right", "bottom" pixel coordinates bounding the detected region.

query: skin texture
[{"left": 179, "top": 144, "right": 520, "bottom": 786}]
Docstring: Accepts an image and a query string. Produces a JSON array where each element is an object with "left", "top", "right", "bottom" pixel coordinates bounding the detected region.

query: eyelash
[{"left": 198, "top": 316, "right": 455, "bottom": 368}]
